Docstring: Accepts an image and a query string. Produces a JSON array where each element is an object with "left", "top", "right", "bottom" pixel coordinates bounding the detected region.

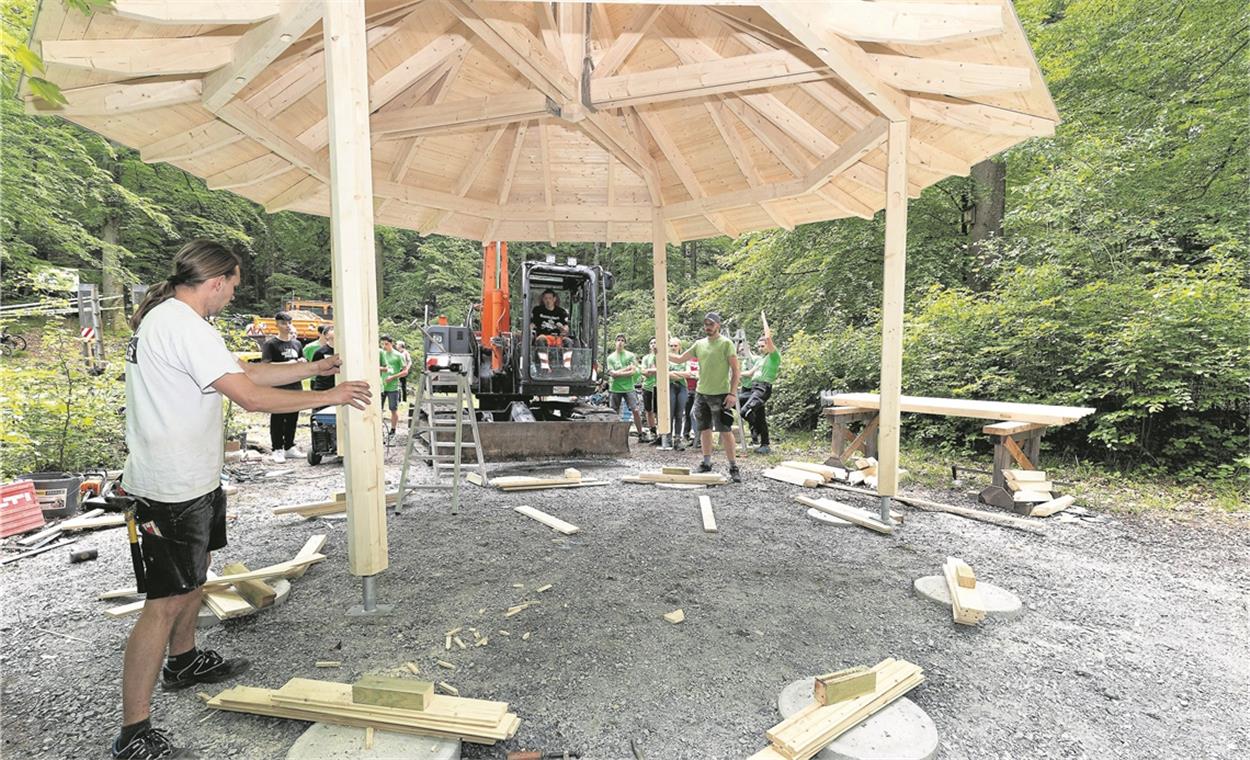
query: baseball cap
[{"left": 704, "top": 312, "right": 722, "bottom": 325}]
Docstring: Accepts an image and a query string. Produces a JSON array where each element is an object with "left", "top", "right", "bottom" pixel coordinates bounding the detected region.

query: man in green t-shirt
[
  {"left": 639, "top": 337, "right": 660, "bottom": 444},
  {"left": 669, "top": 312, "right": 741, "bottom": 481},
  {"left": 740, "top": 330, "right": 780, "bottom": 454},
  {"left": 605, "top": 333, "right": 646, "bottom": 440},
  {"left": 378, "top": 335, "right": 408, "bottom": 440}
]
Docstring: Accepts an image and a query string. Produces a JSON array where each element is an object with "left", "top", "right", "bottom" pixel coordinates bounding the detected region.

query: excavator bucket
[{"left": 473, "top": 420, "right": 631, "bottom": 460}]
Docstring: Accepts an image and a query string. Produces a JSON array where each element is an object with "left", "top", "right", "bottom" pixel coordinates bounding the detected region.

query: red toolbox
[{"left": 0, "top": 481, "right": 46, "bottom": 538}]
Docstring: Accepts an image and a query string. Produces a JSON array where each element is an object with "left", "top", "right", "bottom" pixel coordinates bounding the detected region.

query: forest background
[{"left": 1, "top": 0, "right": 1246, "bottom": 506}]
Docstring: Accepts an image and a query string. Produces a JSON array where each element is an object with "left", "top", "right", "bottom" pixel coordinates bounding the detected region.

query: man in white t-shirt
[{"left": 113, "top": 240, "right": 371, "bottom": 760}]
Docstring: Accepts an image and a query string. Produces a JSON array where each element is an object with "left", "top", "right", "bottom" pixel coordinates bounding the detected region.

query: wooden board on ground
[
  {"left": 751, "top": 658, "right": 924, "bottom": 760},
  {"left": 221, "top": 562, "right": 276, "bottom": 608},
  {"left": 780, "top": 461, "right": 838, "bottom": 481},
  {"left": 1029, "top": 494, "right": 1075, "bottom": 518},
  {"left": 698, "top": 494, "right": 717, "bottom": 533},
  {"left": 201, "top": 554, "right": 326, "bottom": 589},
  {"left": 763, "top": 467, "right": 822, "bottom": 488},
  {"left": 1012, "top": 490, "right": 1053, "bottom": 504},
  {"left": 662, "top": 466, "right": 691, "bottom": 475},
  {"left": 352, "top": 675, "right": 434, "bottom": 711},
  {"left": 285, "top": 534, "right": 328, "bottom": 579},
  {"left": 491, "top": 479, "right": 609, "bottom": 493},
  {"left": 1007, "top": 478, "right": 1054, "bottom": 493},
  {"left": 59, "top": 512, "right": 126, "bottom": 531},
  {"left": 794, "top": 496, "right": 893, "bottom": 534},
  {"left": 203, "top": 570, "right": 256, "bottom": 620},
  {"left": 636, "top": 471, "right": 728, "bottom": 485},
  {"left": 942, "top": 557, "right": 986, "bottom": 625},
  {"left": 513, "top": 505, "right": 579, "bottom": 535}
]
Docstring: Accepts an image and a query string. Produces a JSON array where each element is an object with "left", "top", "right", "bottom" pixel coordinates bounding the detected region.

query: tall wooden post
[
  {"left": 877, "top": 119, "right": 909, "bottom": 510},
  {"left": 323, "top": 0, "right": 388, "bottom": 581},
  {"left": 652, "top": 210, "right": 670, "bottom": 435}
]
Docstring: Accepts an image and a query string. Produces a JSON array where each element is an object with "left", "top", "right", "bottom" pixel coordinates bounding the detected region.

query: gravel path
[{"left": 2, "top": 434, "right": 1247, "bottom": 759}]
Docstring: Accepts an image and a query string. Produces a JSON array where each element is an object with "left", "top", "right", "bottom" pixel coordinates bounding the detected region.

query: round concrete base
[
  {"left": 286, "top": 722, "right": 460, "bottom": 760},
  {"left": 196, "top": 578, "right": 292, "bottom": 629},
  {"left": 777, "top": 678, "right": 939, "bottom": 760},
  {"left": 912, "top": 575, "right": 1023, "bottom": 618},
  {"left": 806, "top": 508, "right": 852, "bottom": 527}
]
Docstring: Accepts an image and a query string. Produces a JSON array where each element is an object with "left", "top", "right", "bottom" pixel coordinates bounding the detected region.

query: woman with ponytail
[{"left": 114, "top": 240, "right": 372, "bottom": 760}]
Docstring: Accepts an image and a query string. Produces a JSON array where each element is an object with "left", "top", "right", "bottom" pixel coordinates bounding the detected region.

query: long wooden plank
[
  {"left": 26, "top": 80, "right": 202, "bottom": 116},
  {"left": 942, "top": 557, "right": 986, "bottom": 625},
  {"left": 201, "top": 2, "right": 324, "bottom": 112},
  {"left": 1029, "top": 495, "right": 1075, "bottom": 518},
  {"left": 794, "top": 496, "right": 892, "bottom": 534},
  {"left": 200, "top": 554, "right": 327, "bottom": 588},
  {"left": 833, "top": 393, "right": 1095, "bottom": 426},
  {"left": 514, "top": 506, "right": 579, "bottom": 535},
  {"left": 285, "top": 533, "right": 328, "bottom": 579},
  {"left": 763, "top": 467, "right": 821, "bottom": 488},
  {"left": 41, "top": 36, "right": 241, "bottom": 76},
  {"left": 780, "top": 462, "right": 838, "bottom": 481},
  {"left": 698, "top": 494, "right": 717, "bottom": 533}
]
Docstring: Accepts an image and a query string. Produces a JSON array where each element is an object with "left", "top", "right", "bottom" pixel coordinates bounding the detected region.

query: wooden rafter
[
  {"left": 387, "top": 53, "right": 468, "bottom": 185},
  {"left": 373, "top": 90, "right": 553, "bottom": 140},
  {"left": 634, "top": 107, "right": 736, "bottom": 237},
  {"left": 41, "top": 36, "right": 241, "bottom": 76},
  {"left": 538, "top": 121, "right": 557, "bottom": 244},
  {"left": 26, "top": 80, "right": 201, "bottom": 116},
  {"left": 704, "top": 100, "right": 792, "bottom": 230},
  {"left": 139, "top": 119, "right": 245, "bottom": 164},
  {"left": 419, "top": 126, "right": 508, "bottom": 233},
  {"left": 108, "top": 0, "right": 281, "bottom": 25},
  {"left": 207, "top": 154, "right": 292, "bottom": 191},
  {"left": 593, "top": 5, "right": 663, "bottom": 77},
  {"left": 202, "top": 2, "right": 324, "bottom": 112},
  {"left": 910, "top": 95, "right": 1056, "bottom": 136},
  {"left": 868, "top": 54, "right": 1032, "bottom": 98}
]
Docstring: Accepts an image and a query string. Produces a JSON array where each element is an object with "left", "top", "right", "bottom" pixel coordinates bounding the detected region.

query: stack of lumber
[
  {"left": 749, "top": 659, "right": 924, "bottom": 759},
  {"left": 795, "top": 496, "right": 893, "bottom": 534},
  {"left": 490, "top": 468, "right": 608, "bottom": 492},
  {"left": 100, "top": 535, "right": 327, "bottom": 620},
  {"left": 1005, "top": 469, "right": 1054, "bottom": 505},
  {"left": 846, "top": 457, "right": 878, "bottom": 488},
  {"left": 207, "top": 677, "right": 519, "bottom": 745},
  {"left": 622, "top": 470, "right": 728, "bottom": 486},
  {"left": 763, "top": 464, "right": 824, "bottom": 488},
  {"left": 941, "top": 556, "right": 986, "bottom": 625},
  {"left": 272, "top": 492, "right": 399, "bottom": 518},
  {"left": 778, "top": 460, "right": 906, "bottom": 491}
]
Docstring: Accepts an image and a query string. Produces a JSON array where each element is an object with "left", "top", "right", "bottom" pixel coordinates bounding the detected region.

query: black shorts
[
  {"left": 134, "top": 487, "right": 227, "bottom": 600},
  {"left": 695, "top": 392, "right": 735, "bottom": 433},
  {"left": 641, "top": 388, "right": 657, "bottom": 413}
]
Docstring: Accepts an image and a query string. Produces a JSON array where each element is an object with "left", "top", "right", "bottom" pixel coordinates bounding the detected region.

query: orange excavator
[{"left": 420, "top": 242, "right": 628, "bottom": 459}]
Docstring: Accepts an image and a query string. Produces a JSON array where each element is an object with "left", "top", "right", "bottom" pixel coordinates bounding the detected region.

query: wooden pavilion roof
[{"left": 25, "top": 0, "right": 1058, "bottom": 244}]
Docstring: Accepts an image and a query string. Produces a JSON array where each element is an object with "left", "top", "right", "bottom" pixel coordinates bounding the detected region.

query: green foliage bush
[{"left": 0, "top": 323, "right": 127, "bottom": 478}]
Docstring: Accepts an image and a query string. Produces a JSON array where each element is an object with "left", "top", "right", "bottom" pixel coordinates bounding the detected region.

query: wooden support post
[
  {"left": 652, "top": 210, "right": 671, "bottom": 435},
  {"left": 323, "top": 0, "right": 388, "bottom": 578},
  {"left": 876, "top": 119, "right": 909, "bottom": 498}
]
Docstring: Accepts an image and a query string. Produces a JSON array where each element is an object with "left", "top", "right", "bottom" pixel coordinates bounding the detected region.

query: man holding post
[{"left": 115, "top": 240, "right": 371, "bottom": 759}]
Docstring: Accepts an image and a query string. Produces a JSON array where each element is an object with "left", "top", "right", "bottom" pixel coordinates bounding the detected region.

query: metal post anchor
[
  {"left": 347, "top": 574, "right": 395, "bottom": 618},
  {"left": 878, "top": 495, "right": 893, "bottom": 525}
]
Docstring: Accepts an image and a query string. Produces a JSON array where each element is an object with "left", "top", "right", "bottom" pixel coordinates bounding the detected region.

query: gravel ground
[{"left": 2, "top": 428, "right": 1247, "bottom": 760}]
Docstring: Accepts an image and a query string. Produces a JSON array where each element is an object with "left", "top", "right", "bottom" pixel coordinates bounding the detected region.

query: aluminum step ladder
[{"left": 396, "top": 370, "right": 488, "bottom": 514}]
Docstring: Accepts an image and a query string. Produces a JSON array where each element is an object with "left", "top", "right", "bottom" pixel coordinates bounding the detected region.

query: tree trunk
[
  {"left": 688, "top": 240, "right": 698, "bottom": 279},
  {"left": 101, "top": 215, "right": 121, "bottom": 331},
  {"left": 968, "top": 158, "right": 1006, "bottom": 290}
]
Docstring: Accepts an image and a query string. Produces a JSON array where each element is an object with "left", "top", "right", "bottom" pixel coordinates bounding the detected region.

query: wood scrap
[
  {"left": 535, "top": 584, "right": 552, "bottom": 593},
  {"left": 942, "top": 557, "right": 986, "bottom": 625},
  {"left": 763, "top": 467, "right": 822, "bottom": 488},
  {"left": 0, "top": 537, "right": 79, "bottom": 566},
  {"left": 813, "top": 667, "right": 876, "bottom": 705},
  {"left": 661, "top": 466, "right": 691, "bottom": 475},
  {"left": 365, "top": 726, "right": 374, "bottom": 750},
  {"left": 1006, "top": 469, "right": 1047, "bottom": 481},
  {"left": 436, "top": 682, "right": 459, "bottom": 697},
  {"left": 15, "top": 523, "right": 63, "bottom": 547},
  {"left": 513, "top": 506, "right": 579, "bottom": 535},
  {"left": 663, "top": 609, "right": 685, "bottom": 624},
  {"left": 405, "top": 662, "right": 420, "bottom": 675},
  {"left": 1029, "top": 494, "right": 1075, "bottom": 518},
  {"left": 352, "top": 675, "right": 434, "bottom": 711},
  {"left": 316, "top": 661, "right": 342, "bottom": 668},
  {"left": 1007, "top": 478, "right": 1054, "bottom": 493},
  {"left": 562, "top": 468, "right": 581, "bottom": 480},
  {"left": 59, "top": 513, "right": 126, "bottom": 531},
  {"left": 698, "top": 494, "right": 717, "bottom": 533},
  {"left": 794, "top": 496, "right": 892, "bottom": 534},
  {"left": 1012, "top": 490, "right": 1053, "bottom": 504},
  {"left": 203, "top": 570, "right": 255, "bottom": 620},
  {"left": 954, "top": 562, "right": 977, "bottom": 589}
]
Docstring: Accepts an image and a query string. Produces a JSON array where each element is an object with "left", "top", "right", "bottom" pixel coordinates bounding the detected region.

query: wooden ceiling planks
[{"left": 23, "top": 0, "right": 1058, "bottom": 243}]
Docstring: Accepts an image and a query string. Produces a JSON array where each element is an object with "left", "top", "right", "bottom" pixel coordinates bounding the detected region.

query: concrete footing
[
  {"left": 777, "top": 678, "right": 939, "bottom": 760},
  {"left": 286, "top": 722, "right": 460, "bottom": 760},
  {"left": 912, "top": 575, "right": 1023, "bottom": 618}
]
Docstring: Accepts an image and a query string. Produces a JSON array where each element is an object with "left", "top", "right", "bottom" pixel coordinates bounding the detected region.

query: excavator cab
[{"left": 519, "top": 259, "right": 607, "bottom": 395}]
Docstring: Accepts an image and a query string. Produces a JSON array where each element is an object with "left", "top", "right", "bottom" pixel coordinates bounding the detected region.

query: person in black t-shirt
[
  {"left": 261, "top": 312, "right": 305, "bottom": 461},
  {"left": 531, "top": 289, "right": 571, "bottom": 347},
  {"left": 310, "top": 326, "right": 336, "bottom": 392}
]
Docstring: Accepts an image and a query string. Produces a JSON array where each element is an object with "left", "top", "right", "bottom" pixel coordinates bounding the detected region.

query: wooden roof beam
[
  {"left": 538, "top": 121, "right": 557, "bottom": 244},
  {"left": 497, "top": 121, "right": 530, "bottom": 205},
  {"left": 634, "top": 108, "right": 737, "bottom": 237},
  {"left": 139, "top": 119, "right": 245, "bottom": 164},
  {"left": 761, "top": 1, "right": 910, "bottom": 121},
  {"left": 911, "top": 95, "right": 1056, "bottom": 136},
  {"left": 704, "top": 100, "right": 792, "bottom": 230},
  {"left": 420, "top": 126, "right": 509, "bottom": 234},
  {"left": 25, "top": 79, "right": 202, "bottom": 116},
  {"left": 593, "top": 5, "right": 663, "bottom": 78},
  {"left": 40, "top": 36, "right": 241, "bottom": 77},
  {"left": 386, "top": 54, "right": 468, "bottom": 186},
  {"left": 109, "top": 0, "right": 281, "bottom": 25},
  {"left": 372, "top": 90, "right": 554, "bottom": 140},
  {"left": 202, "top": 2, "right": 324, "bottom": 112},
  {"left": 369, "top": 30, "right": 470, "bottom": 114},
  {"left": 868, "top": 55, "right": 1032, "bottom": 97},
  {"left": 686, "top": 2, "right": 1004, "bottom": 46},
  {"left": 207, "top": 154, "right": 293, "bottom": 191},
  {"left": 557, "top": 3, "right": 588, "bottom": 80},
  {"left": 590, "top": 49, "right": 835, "bottom": 110},
  {"left": 216, "top": 97, "right": 329, "bottom": 181}
]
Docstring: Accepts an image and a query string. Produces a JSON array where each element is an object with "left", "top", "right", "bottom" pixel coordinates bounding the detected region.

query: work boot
[
  {"left": 112, "top": 726, "right": 188, "bottom": 759},
  {"left": 756, "top": 445, "right": 771, "bottom": 455},
  {"left": 674, "top": 439, "right": 686, "bottom": 451},
  {"left": 162, "top": 649, "right": 250, "bottom": 691},
  {"left": 697, "top": 461, "right": 713, "bottom": 473},
  {"left": 729, "top": 465, "right": 742, "bottom": 483}
]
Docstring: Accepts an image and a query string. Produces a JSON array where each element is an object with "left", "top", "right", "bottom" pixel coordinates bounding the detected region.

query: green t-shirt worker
[
  {"left": 639, "top": 338, "right": 661, "bottom": 444},
  {"left": 378, "top": 335, "right": 408, "bottom": 441},
  {"left": 669, "top": 312, "right": 741, "bottom": 482},
  {"left": 740, "top": 330, "right": 780, "bottom": 454},
  {"left": 605, "top": 334, "right": 646, "bottom": 440}
]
